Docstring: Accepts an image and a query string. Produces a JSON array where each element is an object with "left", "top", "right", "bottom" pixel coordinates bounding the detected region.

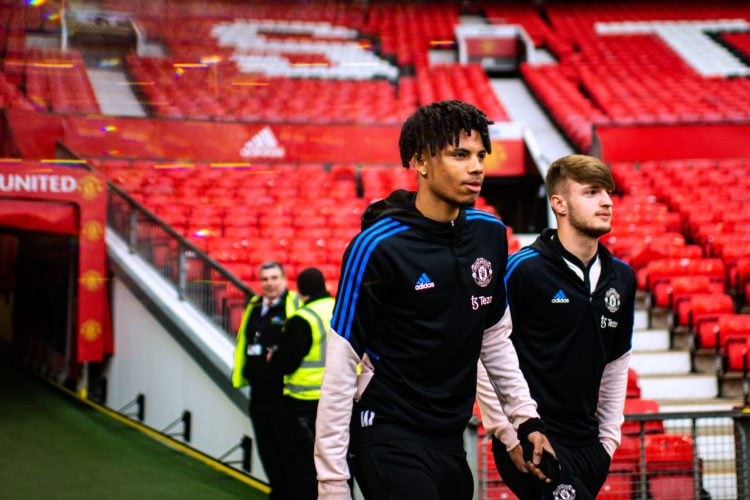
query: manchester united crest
[
  {"left": 80, "top": 269, "right": 106, "bottom": 292},
  {"left": 605, "top": 287, "right": 621, "bottom": 313},
  {"left": 471, "top": 257, "right": 493, "bottom": 287},
  {"left": 553, "top": 483, "right": 576, "bottom": 500},
  {"left": 80, "top": 319, "right": 103, "bottom": 341},
  {"left": 82, "top": 220, "right": 104, "bottom": 241},
  {"left": 78, "top": 174, "right": 104, "bottom": 201}
]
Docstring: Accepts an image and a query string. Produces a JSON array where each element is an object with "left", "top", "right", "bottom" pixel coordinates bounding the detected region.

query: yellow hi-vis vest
[
  {"left": 232, "top": 290, "right": 301, "bottom": 388},
  {"left": 283, "top": 296, "right": 334, "bottom": 401}
]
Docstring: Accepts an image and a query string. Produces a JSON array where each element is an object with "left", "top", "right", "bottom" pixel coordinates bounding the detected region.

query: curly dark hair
[{"left": 398, "top": 100, "right": 493, "bottom": 168}]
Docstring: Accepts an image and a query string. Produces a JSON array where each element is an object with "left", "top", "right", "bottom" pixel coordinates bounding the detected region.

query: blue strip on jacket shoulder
[
  {"left": 466, "top": 208, "right": 506, "bottom": 227},
  {"left": 613, "top": 256, "right": 632, "bottom": 269},
  {"left": 505, "top": 247, "right": 539, "bottom": 286},
  {"left": 332, "top": 217, "right": 409, "bottom": 340}
]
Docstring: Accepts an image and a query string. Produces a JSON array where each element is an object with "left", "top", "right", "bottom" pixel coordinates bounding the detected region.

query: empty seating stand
[
  {"left": 96, "top": 159, "right": 512, "bottom": 297},
  {"left": 616, "top": 432, "right": 704, "bottom": 499}
]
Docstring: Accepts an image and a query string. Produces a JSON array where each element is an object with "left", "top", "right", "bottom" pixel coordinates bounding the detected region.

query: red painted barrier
[
  {"left": 5, "top": 109, "right": 527, "bottom": 176},
  {"left": 592, "top": 122, "right": 750, "bottom": 163}
]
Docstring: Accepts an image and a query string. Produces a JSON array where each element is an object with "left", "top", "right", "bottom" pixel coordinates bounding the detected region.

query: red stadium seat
[
  {"left": 627, "top": 367, "right": 641, "bottom": 399},
  {"left": 734, "top": 258, "right": 750, "bottom": 305},
  {"left": 643, "top": 433, "right": 697, "bottom": 500},
  {"left": 293, "top": 213, "right": 329, "bottom": 228},
  {"left": 622, "top": 398, "right": 664, "bottom": 436},
  {"left": 294, "top": 227, "right": 332, "bottom": 241},
  {"left": 704, "top": 314, "right": 750, "bottom": 353},
  {"left": 598, "top": 472, "right": 635, "bottom": 500},
  {"left": 649, "top": 275, "right": 718, "bottom": 310},
  {"left": 671, "top": 293, "right": 735, "bottom": 332},
  {"left": 724, "top": 338, "right": 750, "bottom": 373},
  {"left": 643, "top": 258, "right": 726, "bottom": 294},
  {"left": 326, "top": 238, "right": 351, "bottom": 264},
  {"left": 288, "top": 244, "right": 328, "bottom": 268},
  {"left": 646, "top": 434, "right": 695, "bottom": 470},
  {"left": 602, "top": 435, "right": 640, "bottom": 499},
  {"left": 693, "top": 313, "right": 737, "bottom": 351},
  {"left": 628, "top": 242, "right": 702, "bottom": 276},
  {"left": 208, "top": 242, "right": 248, "bottom": 265}
]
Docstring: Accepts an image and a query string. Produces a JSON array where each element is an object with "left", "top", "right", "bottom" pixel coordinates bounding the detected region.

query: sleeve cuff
[
  {"left": 601, "top": 437, "right": 618, "bottom": 458},
  {"left": 517, "top": 417, "right": 546, "bottom": 442},
  {"left": 497, "top": 424, "right": 521, "bottom": 452},
  {"left": 318, "top": 480, "right": 352, "bottom": 500}
]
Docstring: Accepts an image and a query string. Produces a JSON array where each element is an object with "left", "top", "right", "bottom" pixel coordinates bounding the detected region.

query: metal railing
[
  {"left": 106, "top": 183, "right": 255, "bottom": 338},
  {"left": 472, "top": 409, "right": 750, "bottom": 500}
]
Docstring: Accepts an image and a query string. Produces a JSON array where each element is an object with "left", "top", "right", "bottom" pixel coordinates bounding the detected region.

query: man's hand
[
  {"left": 508, "top": 443, "right": 528, "bottom": 473},
  {"left": 523, "top": 431, "right": 557, "bottom": 483}
]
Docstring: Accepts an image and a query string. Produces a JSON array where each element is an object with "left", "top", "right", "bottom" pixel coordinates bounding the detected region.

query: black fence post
[
  {"left": 734, "top": 412, "right": 750, "bottom": 499},
  {"left": 162, "top": 410, "right": 191, "bottom": 442},
  {"left": 241, "top": 435, "right": 253, "bottom": 472},
  {"left": 118, "top": 393, "right": 145, "bottom": 421}
]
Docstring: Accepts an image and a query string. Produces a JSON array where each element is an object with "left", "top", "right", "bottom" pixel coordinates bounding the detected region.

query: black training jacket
[
  {"left": 506, "top": 228, "right": 635, "bottom": 445},
  {"left": 331, "top": 189, "right": 509, "bottom": 435}
]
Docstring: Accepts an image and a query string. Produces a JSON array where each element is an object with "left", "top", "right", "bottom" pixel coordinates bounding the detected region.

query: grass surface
[{"left": 0, "top": 345, "right": 268, "bottom": 500}]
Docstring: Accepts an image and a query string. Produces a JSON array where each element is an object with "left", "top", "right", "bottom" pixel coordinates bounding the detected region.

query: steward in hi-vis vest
[
  {"left": 283, "top": 296, "right": 334, "bottom": 399},
  {"left": 230, "top": 261, "right": 300, "bottom": 500},
  {"left": 269, "top": 267, "right": 333, "bottom": 500},
  {"left": 232, "top": 288, "right": 300, "bottom": 389}
]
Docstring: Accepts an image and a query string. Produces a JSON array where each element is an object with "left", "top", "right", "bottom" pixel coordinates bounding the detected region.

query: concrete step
[
  {"left": 693, "top": 349, "right": 719, "bottom": 374},
  {"left": 638, "top": 372, "right": 718, "bottom": 401},
  {"left": 658, "top": 398, "right": 742, "bottom": 413},
  {"left": 632, "top": 328, "right": 670, "bottom": 352},
  {"left": 630, "top": 349, "right": 691, "bottom": 375},
  {"left": 633, "top": 309, "right": 649, "bottom": 330},
  {"left": 717, "top": 373, "right": 748, "bottom": 400}
]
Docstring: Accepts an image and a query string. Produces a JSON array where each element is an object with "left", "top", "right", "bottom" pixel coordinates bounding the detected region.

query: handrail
[{"left": 106, "top": 182, "right": 256, "bottom": 338}]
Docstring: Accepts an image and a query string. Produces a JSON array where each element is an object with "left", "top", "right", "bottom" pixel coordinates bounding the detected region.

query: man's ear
[{"left": 550, "top": 194, "right": 566, "bottom": 216}]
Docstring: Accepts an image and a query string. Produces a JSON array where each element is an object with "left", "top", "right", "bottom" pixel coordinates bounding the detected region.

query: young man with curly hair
[{"left": 314, "top": 100, "right": 553, "bottom": 500}]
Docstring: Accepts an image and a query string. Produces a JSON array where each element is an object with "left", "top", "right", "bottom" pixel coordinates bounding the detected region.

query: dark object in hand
[{"left": 522, "top": 441, "right": 561, "bottom": 484}]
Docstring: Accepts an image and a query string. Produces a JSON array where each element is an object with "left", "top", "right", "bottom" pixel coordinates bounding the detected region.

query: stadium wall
[{"left": 105, "top": 232, "right": 265, "bottom": 482}]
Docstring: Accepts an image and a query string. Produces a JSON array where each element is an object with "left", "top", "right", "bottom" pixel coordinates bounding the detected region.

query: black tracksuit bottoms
[
  {"left": 349, "top": 420, "right": 473, "bottom": 500},
  {"left": 249, "top": 397, "right": 293, "bottom": 499},
  {"left": 491, "top": 435, "right": 611, "bottom": 500}
]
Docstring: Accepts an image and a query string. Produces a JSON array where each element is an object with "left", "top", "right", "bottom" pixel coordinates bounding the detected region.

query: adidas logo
[
  {"left": 239, "top": 126, "right": 285, "bottom": 158},
  {"left": 360, "top": 409, "right": 375, "bottom": 427},
  {"left": 551, "top": 289, "right": 570, "bottom": 304},
  {"left": 414, "top": 272, "right": 435, "bottom": 290}
]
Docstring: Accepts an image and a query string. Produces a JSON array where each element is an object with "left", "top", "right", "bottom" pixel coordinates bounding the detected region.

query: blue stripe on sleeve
[{"left": 332, "top": 218, "right": 409, "bottom": 340}]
